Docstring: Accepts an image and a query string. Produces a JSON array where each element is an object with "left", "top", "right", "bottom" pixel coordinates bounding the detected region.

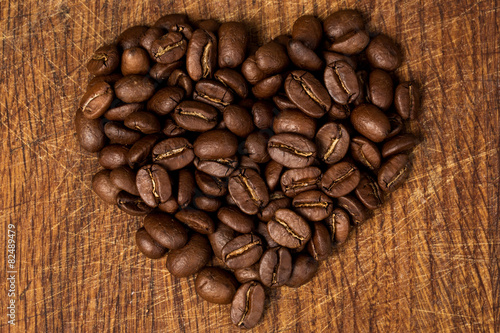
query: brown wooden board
[{"left": 1, "top": 0, "right": 499, "bottom": 332}]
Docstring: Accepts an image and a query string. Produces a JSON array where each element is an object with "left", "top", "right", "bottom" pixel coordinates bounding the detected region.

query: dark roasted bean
[
  {"left": 285, "top": 254, "right": 318, "bottom": 288},
  {"left": 315, "top": 122, "right": 350, "bottom": 164},
  {"left": 152, "top": 137, "right": 194, "bottom": 171},
  {"left": 285, "top": 70, "right": 331, "bottom": 118},
  {"left": 195, "top": 267, "right": 238, "bottom": 304},
  {"left": 222, "top": 234, "right": 264, "bottom": 269},
  {"left": 231, "top": 282, "right": 266, "bottom": 329},
  {"left": 186, "top": 29, "right": 217, "bottom": 81},
  {"left": 259, "top": 247, "right": 292, "bottom": 287},
  {"left": 228, "top": 168, "right": 269, "bottom": 215},
  {"left": 350, "top": 136, "right": 382, "bottom": 171},
  {"left": 218, "top": 22, "right": 248, "bottom": 68},
  {"left": 166, "top": 233, "right": 212, "bottom": 277},
  {"left": 394, "top": 81, "right": 421, "bottom": 120},
  {"left": 321, "top": 161, "right": 361, "bottom": 198},
  {"left": 218, "top": 206, "right": 255, "bottom": 233},
  {"left": 135, "top": 227, "right": 168, "bottom": 259},
  {"left": 268, "top": 209, "right": 311, "bottom": 249},
  {"left": 136, "top": 164, "right": 172, "bottom": 207},
  {"left": 74, "top": 109, "right": 106, "bottom": 152},
  {"left": 143, "top": 212, "right": 188, "bottom": 250},
  {"left": 175, "top": 208, "right": 215, "bottom": 234},
  {"left": 292, "top": 190, "right": 334, "bottom": 222},
  {"left": 378, "top": 153, "right": 410, "bottom": 192},
  {"left": 268, "top": 133, "right": 317, "bottom": 168}
]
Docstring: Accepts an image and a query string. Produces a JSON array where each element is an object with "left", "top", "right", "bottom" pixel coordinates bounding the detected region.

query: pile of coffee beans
[{"left": 75, "top": 10, "right": 421, "bottom": 329}]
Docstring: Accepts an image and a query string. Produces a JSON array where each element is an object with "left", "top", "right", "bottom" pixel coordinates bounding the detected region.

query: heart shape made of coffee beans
[{"left": 75, "top": 10, "right": 421, "bottom": 329}]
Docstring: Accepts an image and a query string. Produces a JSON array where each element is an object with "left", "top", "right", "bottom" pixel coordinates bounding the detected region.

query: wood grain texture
[{"left": 1, "top": 0, "right": 499, "bottom": 332}]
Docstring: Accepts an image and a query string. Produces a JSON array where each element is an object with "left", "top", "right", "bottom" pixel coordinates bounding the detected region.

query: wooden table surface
[{"left": 1, "top": 0, "right": 499, "bottom": 332}]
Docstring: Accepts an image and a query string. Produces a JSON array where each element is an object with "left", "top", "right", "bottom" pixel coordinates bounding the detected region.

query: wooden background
[{"left": 1, "top": 0, "right": 499, "bottom": 332}]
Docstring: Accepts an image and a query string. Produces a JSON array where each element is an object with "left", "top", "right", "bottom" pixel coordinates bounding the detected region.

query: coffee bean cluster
[{"left": 75, "top": 10, "right": 421, "bottom": 329}]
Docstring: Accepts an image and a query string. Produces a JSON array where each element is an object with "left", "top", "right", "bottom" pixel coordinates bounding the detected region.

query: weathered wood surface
[{"left": 1, "top": 0, "right": 499, "bottom": 332}]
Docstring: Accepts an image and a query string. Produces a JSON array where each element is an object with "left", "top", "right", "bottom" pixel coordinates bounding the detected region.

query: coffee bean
[
  {"left": 231, "top": 282, "right": 265, "bottom": 329},
  {"left": 367, "top": 69, "right": 394, "bottom": 111},
  {"left": 152, "top": 137, "right": 194, "bottom": 171},
  {"left": 273, "top": 109, "right": 316, "bottom": 139},
  {"left": 245, "top": 131, "right": 271, "bottom": 163},
  {"left": 150, "top": 32, "right": 187, "bottom": 64},
  {"left": 186, "top": 29, "right": 217, "bottom": 80},
  {"left": 124, "top": 111, "right": 161, "bottom": 134},
  {"left": 255, "top": 41, "right": 290, "bottom": 75},
  {"left": 74, "top": 109, "right": 106, "bottom": 152},
  {"left": 323, "top": 51, "right": 357, "bottom": 69},
  {"left": 173, "top": 101, "right": 219, "bottom": 132},
  {"left": 194, "top": 155, "right": 238, "bottom": 178},
  {"left": 175, "top": 209, "right": 215, "bottom": 234},
  {"left": 117, "top": 191, "right": 152, "bottom": 216},
  {"left": 177, "top": 169, "right": 195, "bottom": 208},
  {"left": 166, "top": 233, "right": 212, "bottom": 277},
  {"left": 251, "top": 101, "right": 274, "bottom": 129},
  {"left": 149, "top": 61, "right": 183, "bottom": 81},
  {"left": 292, "top": 190, "right": 334, "bottom": 222},
  {"left": 162, "top": 119, "right": 187, "bottom": 137},
  {"left": 323, "top": 10, "right": 369, "bottom": 55},
  {"left": 258, "top": 192, "right": 291, "bottom": 223},
  {"left": 154, "top": 13, "right": 189, "bottom": 30},
  {"left": 127, "top": 134, "right": 162, "bottom": 169},
  {"left": 381, "top": 134, "right": 419, "bottom": 158},
  {"left": 194, "top": 194, "right": 222, "bottom": 212},
  {"left": 252, "top": 74, "right": 283, "bottom": 99},
  {"left": 234, "top": 264, "right": 261, "bottom": 284},
  {"left": 366, "top": 34, "right": 401, "bottom": 71},
  {"left": 273, "top": 93, "right": 298, "bottom": 111},
  {"left": 195, "top": 267, "right": 238, "bottom": 304},
  {"left": 307, "top": 222, "right": 332, "bottom": 261},
  {"left": 147, "top": 87, "right": 185, "bottom": 116},
  {"left": 223, "top": 105, "right": 254, "bottom": 137},
  {"left": 195, "top": 170, "right": 227, "bottom": 197},
  {"left": 268, "top": 133, "right": 317, "bottom": 168},
  {"left": 337, "top": 195, "right": 367, "bottom": 225},
  {"left": 193, "top": 79, "right": 235, "bottom": 110},
  {"left": 241, "top": 55, "right": 267, "bottom": 85},
  {"left": 92, "top": 169, "right": 122, "bottom": 204},
  {"left": 222, "top": 234, "right": 264, "bottom": 269},
  {"left": 140, "top": 27, "right": 164, "bottom": 53},
  {"left": 355, "top": 175, "right": 384, "bottom": 210},
  {"left": 79, "top": 81, "right": 114, "bottom": 119},
  {"left": 327, "top": 102, "right": 351, "bottom": 120},
  {"left": 386, "top": 112, "right": 404, "bottom": 139},
  {"left": 350, "top": 136, "right": 382, "bottom": 171},
  {"left": 259, "top": 247, "right": 292, "bottom": 287},
  {"left": 287, "top": 39, "right": 324, "bottom": 72},
  {"left": 280, "top": 166, "right": 322, "bottom": 197},
  {"left": 98, "top": 144, "right": 129, "bottom": 169},
  {"left": 121, "top": 47, "right": 150, "bottom": 76},
  {"left": 285, "top": 70, "right": 331, "bottom": 118},
  {"left": 87, "top": 44, "right": 120, "bottom": 76},
  {"left": 104, "top": 102, "right": 143, "bottom": 121},
  {"left": 136, "top": 164, "right": 172, "bottom": 207},
  {"left": 194, "top": 129, "right": 238, "bottom": 159},
  {"left": 143, "top": 212, "right": 188, "bottom": 249},
  {"left": 118, "top": 26, "right": 149, "bottom": 50},
  {"left": 268, "top": 209, "right": 311, "bottom": 249},
  {"left": 158, "top": 197, "right": 179, "bottom": 214},
  {"left": 214, "top": 68, "right": 249, "bottom": 98},
  {"left": 167, "top": 69, "right": 194, "bottom": 95},
  {"left": 325, "top": 208, "right": 351, "bottom": 244},
  {"left": 239, "top": 154, "right": 261, "bottom": 172},
  {"left": 218, "top": 206, "right": 255, "bottom": 233},
  {"left": 228, "top": 168, "right": 269, "bottom": 215},
  {"left": 394, "top": 81, "right": 421, "bottom": 120},
  {"left": 110, "top": 166, "right": 139, "bottom": 196},
  {"left": 315, "top": 122, "right": 350, "bottom": 164},
  {"left": 285, "top": 254, "right": 318, "bottom": 288},
  {"left": 115, "top": 75, "right": 156, "bottom": 103},
  {"left": 135, "top": 227, "right": 168, "bottom": 259},
  {"left": 378, "top": 153, "right": 410, "bottom": 192},
  {"left": 321, "top": 161, "right": 361, "bottom": 198},
  {"left": 218, "top": 22, "right": 248, "bottom": 68},
  {"left": 292, "top": 15, "right": 323, "bottom": 50},
  {"left": 104, "top": 121, "right": 142, "bottom": 145},
  {"left": 264, "top": 160, "right": 284, "bottom": 192},
  {"left": 208, "top": 223, "right": 236, "bottom": 259},
  {"left": 350, "top": 104, "right": 391, "bottom": 143},
  {"left": 324, "top": 61, "right": 359, "bottom": 105}
]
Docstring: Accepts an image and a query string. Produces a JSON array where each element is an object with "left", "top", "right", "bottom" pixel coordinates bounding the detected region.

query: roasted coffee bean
[
  {"left": 194, "top": 129, "right": 238, "bottom": 159},
  {"left": 118, "top": 26, "right": 149, "bottom": 50},
  {"left": 218, "top": 22, "right": 248, "bottom": 68},
  {"left": 195, "top": 170, "right": 227, "bottom": 197},
  {"left": 264, "top": 160, "right": 284, "bottom": 192},
  {"left": 143, "top": 212, "right": 188, "bottom": 249},
  {"left": 245, "top": 131, "right": 271, "bottom": 163},
  {"left": 238, "top": 154, "right": 260, "bottom": 171},
  {"left": 287, "top": 39, "right": 323, "bottom": 71},
  {"left": 273, "top": 109, "right": 316, "bottom": 139},
  {"left": 285, "top": 254, "right": 318, "bottom": 288},
  {"left": 255, "top": 41, "right": 290, "bottom": 75},
  {"left": 154, "top": 13, "right": 189, "bottom": 30},
  {"left": 337, "top": 195, "right": 367, "bottom": 225},
  {"left": 231, "top": 282, "right": 265, "bottom": 329},
  {"left": 315, "top": 122, "right": 350, "bottom": 164},
  {"left": 394, "top": 81, "right": 421, "bottom": 120},
  {"left": 147, "top": 86, "right": 185, "bottom": 116},
  {"left": 323, "top": 10, "right": 370, "bottom": 55},
  {"left": 273, "top": 93, "right": 298, "bottom": 111},
  {"left": 114, "top": 75, "right": 156, "bottom": 103},
  {"left": 386, "top": 112, "right": 404, "bottom": 139},
  {"left": 197, "top": 19, "right": 220, "bottom": 33},
  {"left": 251, "top": 101, "right": 274, "bottom": 129},
  {"left": 241, "top": 55, "right": 267, "bottom": 85},
  {"left": 92, "top": 169, "right": 122, "bottom": 204},
  {"left": 87, "top": 44, "right": 120, "bottom": 76},
  {"left": 234, "top": 264, "right": 261, "bottom": 284},
  {"left": 140, "top": 27, "right": 164, "bottom": 53},
  {"left": 324, "top": 61, "right": 359, "bottom": 105},
  {"left": 378, "top": 153, "right": 410, "bottom": 192},
  {"left": 127, "top": 134, "right": 162, "bottom": 169},
  {"left": 268, "top": 133, "right": 317, "bottom": 168},
  {"left": 74, "top": 109, "right": 106, "bottom": 152},
  {"left": 194, "top": 155, "right": 238, "bottom": 178},
  {"left": 367, "top": 69, "right": 393, "bottom": 111},
  {"left": 173, "top": 101, "right": 219, "bottom": 132},
  {"left": 162, "top": 118, "right": 186, "bottom": 137},
  {"left": 136, "top": 164, "right": 172, "bottom": 207},
  {"left": 351, "top": 104, "right": 391, "bottom": 143},
  {"left": 117, "top": 191, "right": 152, "bottom": 216},
  {"left": 228, "top": 168, "right": 269, "bottom": 215},
  {"left": 218, "top": 206, "right": 255, "bottom": 233},
  {"left": 327, "top": 102, "right": 351, "bottom": 120},
  {"left": 209, "top": 223, "right": 236, "bottom": 259},
  {"left": 152, "top": 137, "right": 194, "bottom": 171},
  {"left": 110, "top": 166, "right": 139, "bottom": 196},
  {"left": 124, "top": 111, "right": 161, "bottom": 134},
  {"left": 258, "top": 192, "right": 291, "bottom": 223},
  {"left": 350, "top": 136, "right": 382, "bottom": 170},
  {"left": 194, "top": 195, "right": 222, "bottom": 212},
  {"left": 167, "top": 69, "right": 194, "bottom": 95},
  {"left": 268, "top": 209, "right": 311, "bottom": 249},
  {"left": 150, "top": 32, "right": 187, "bottom": 64},
  {"left": 98, "top": 144, "right": 129, "bottom": 169},
  {"left": 285, "top": 70, "right": 331, "bottom": 118},
  {"left": 79, "top": 81, "right": 114, "bottom": 119},
  {"left": 292, "top": 190, "right": 333, "bottom": 222},
  {"left": 222, "top": 234, "right": 264, "bottom": 269},
  {"left": 193, "top": 79, "right": 235, "bottom": 110},
  {"left": 158, "top": 197, "right": 180, "bottom": 214},
  {"left": 307, "top": 222, "right": 332, "bottom": 261},
  {"left": 214, "top": 68, "right": 249, "bottom": 98},
  {"left": 104, "top": 102, "right": 143, "bottom": 121},
  {"left": 195, "top": 267, "right": 238, "bottom": 304},
  {"left": 223, "top": 105, "right": 254, "bottom": 137},
  {"left": 186, "top": 29, "right": 217, "bottom": 81},
  {"left": 355, "top": 175, "right": 383, "bottom": 210},
  {"left": 366, "top": 34, "right": 401, "bottom": 71},
  {"left": 149, "top": 61, "right": 183, "bottom": 81},
  {"left": 135, "top": 227, "right": 168, "bottom": 259},
  {"left": 382, "top": 134, "right": 419, "bottom": 158},
  {"left": 281, "top": 166, "right": 322, "bottom": 197},
  {"left": 252, "top": 74, "right": 283, "bottom": 99},
  {"left": 104, "top": 122, "right": 142, "bottom": 145},
  {"left": 166, "top": 233, "right": 212, "bottom": 277},
  {"left": 175, "top": 209, "right": 215, "bottom": 234},
  {"left": 121, "top": 47, "right": 150, "bottom": 76},
  {"left": 292, "top": 15, "right": 323, "bottom": 50},
  {"left": 259, "top": 247, "right": 292, "bottom": 287},
  {"left": 325, "top": 208, "right": 351, "bottom": 244},
  {"left": 321, "top": 161, "right": 360, "bottom": 198},
  {"left": 177, "top": 169, "right": 195, "bottom": 208}
]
